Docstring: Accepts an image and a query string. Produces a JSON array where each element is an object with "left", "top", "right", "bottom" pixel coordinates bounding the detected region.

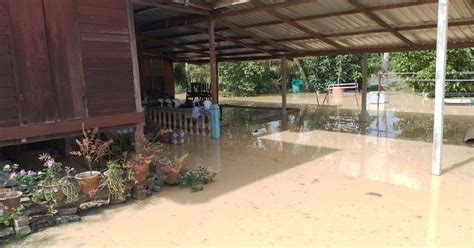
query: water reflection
[
  {"left": 293, "top": 107, "right": 473, "bottom": 146},
  {"left": 177, "top": 105, "right": 472, "bottom": 192}
]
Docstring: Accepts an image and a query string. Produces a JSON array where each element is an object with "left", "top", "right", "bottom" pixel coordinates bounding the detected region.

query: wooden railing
[{"left": 146, "top": 107, "right": 211, "bottom": 137}]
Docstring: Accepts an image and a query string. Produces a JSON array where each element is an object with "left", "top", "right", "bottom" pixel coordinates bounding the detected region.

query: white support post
[
  {"left": 281, "top": 57, "right": 288, "bottom": 115},
  {"left": 432, "top": 0, "right": 449, "bottom": 176},
  {"left": 360, "top": 52, "right": 368, "bottom": 122}
]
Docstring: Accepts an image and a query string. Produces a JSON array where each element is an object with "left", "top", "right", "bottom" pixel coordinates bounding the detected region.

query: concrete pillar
[
  {"left": 209, "top": 16, "right": 220, "bottom": 139},
  {"left": 360, "top": 52, "right": 368, "bottom": 122},
  {"left": 432, "top": 0, "right": 449, "bottom": 176},
  {"left": 281, "top": 57, "right": 288, "bottom": 115}
]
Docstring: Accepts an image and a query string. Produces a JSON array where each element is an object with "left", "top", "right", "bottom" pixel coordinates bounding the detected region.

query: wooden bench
[{"left": 322, "top": 82, "right": 359, "bottom": 106}]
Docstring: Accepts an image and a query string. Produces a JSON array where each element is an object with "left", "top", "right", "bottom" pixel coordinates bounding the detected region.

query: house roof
[{"left": 133, "top": 0, "right": 474, "bottom": 63}]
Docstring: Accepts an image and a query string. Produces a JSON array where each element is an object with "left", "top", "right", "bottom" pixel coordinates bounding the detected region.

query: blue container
[{"left": 292, "top": 79, "right": 303, "bottom": 93}]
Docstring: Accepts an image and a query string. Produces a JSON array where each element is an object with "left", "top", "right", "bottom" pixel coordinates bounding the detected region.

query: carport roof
[{"left": 133, "top": 0, "right": 474, "bottom": 62}]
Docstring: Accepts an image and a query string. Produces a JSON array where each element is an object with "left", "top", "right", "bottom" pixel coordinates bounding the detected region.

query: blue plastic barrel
[{"left": 292, "top": 79, "right": 303, "bottom": 93}]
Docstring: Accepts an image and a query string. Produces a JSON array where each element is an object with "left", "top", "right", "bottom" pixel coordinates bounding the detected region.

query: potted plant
[
  {"left": 71, "top": 126, "right": 112, "bottom": 197},
  {"left": 102, "top": 161, "right": 128, "bottom": 203},
  {"left": 160, "top": 154, "right": 188, "bottom": 185},
  {"left": 0, "top": 164, "right": 23, "bottom": 213},
  {"left": 178, "top": 166, "right": 216, "bottom": 192},
  {"left": 36, "top": 153, "right": 66, "bottom": 202},
  {"left": 0, "top": 203, "right": 25, "bottom": 227},
  {"left": 36, "top": 154, "right": 78, "bottom": 204},
  {"left": 126, "top": 155, "right": 152, "bottom": 191}
]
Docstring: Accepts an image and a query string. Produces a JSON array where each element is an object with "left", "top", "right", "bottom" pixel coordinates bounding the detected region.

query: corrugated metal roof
[
  {"left": 332, "top": 32, "right": 405, "bottom": 48},
  {"left": 277, "top": 0, "right": 354, "bottom": 19},
  {"left": 283, "top": 38, "right": 334, "bottom": 51},
  {"left": 401, "top": 25, "right": 474, "bottom": 45},
  {"left": 248, "top": 23, "right": 308, "bottom": 40},
  {"left": 133, "top": 0, "right": 474, "bottom": 62},
  {"left": 299, "top": 13, "right": 379, "bottom": 34}
]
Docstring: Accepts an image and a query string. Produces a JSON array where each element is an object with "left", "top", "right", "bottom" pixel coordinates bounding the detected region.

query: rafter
[
  {"left": 347, "top": 0, "right": 415, "bottom": 46},
  {"left": 213, "top": 0, "right": 315, "bottom": 19},
  {"left": 274, "top": 19, "right": 474, "bottom": 42},
  {"left": 134, "top": 0, "right": 210, "bottom": 15},
  {"left": 145, "top": 18, "right": 474, "bottom": 56},
  {"left": 175, "top": 41, "right": 474, "bottom": 64},
  {"left": 143, "top": 35, "right": 209, "bottom": 56},
  {"left": 185, "top": 25, "right": 277, "bottom": 56},
  {"left": 219, "top": 19, "right": 302, "bottom": 54},
  {"left": 138, "top": 0, "right": 436, "bottom": 32},
  {"left": 253, "top": 1, "right": 345, "bottom": 50},
  {"left": 213, "top": 0, "right": 253, "bottom": 9}
]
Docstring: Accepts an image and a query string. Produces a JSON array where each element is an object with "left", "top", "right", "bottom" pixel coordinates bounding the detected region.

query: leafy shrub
[
  {"left": 178, "top": 166, "right": 216, "bottom": 192},
  {"left": 391, "top": 48, "right": 473, "bottom": 93}
]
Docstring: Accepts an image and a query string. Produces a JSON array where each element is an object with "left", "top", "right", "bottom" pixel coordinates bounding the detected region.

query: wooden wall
[
  {"left": 142, "top": 58, "right": 175, "bottom": 98},
  {"left": 78, "top": 0, "right": 136, "bottom": 117},
  {"left": 0, "top": 0, "right": 142, "bottom": 144},
  {"left": 0, "top": 0, "right": 19, "bottom": 127}
]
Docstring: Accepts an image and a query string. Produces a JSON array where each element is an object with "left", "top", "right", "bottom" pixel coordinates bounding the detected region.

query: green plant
[
  {"left": 391, "top": 48, "right": 473, "bottom": 93},
  {"left": 111, "top": 131, "right": 134, "bottom": 159},
  {"left": 70, "top": 125, "right": 112, "bottom": 174},
  {"left": 101, "top": 161, "right": 127, "bottom": 201},
  {"left": 0, "top": 204, "right": 25, "bottom": 226},
  {"left": 10, "top": 155, "right": 78, "bottom": 214},
  {"left": 178, "top": 166, "right": 216, "bottom": 192},
  {"left": 29, "top": 190, "right": 56, "bottom": 215}
]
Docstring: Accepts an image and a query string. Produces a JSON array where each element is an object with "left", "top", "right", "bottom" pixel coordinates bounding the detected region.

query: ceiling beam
[
  {"left": 146, "top": 18, "right": 474, "bottom": 54},
  {"left": 347, "top": 0, "right": 415, "bottom": 46},
  {"left": 213, "top": 0, "right": 253, "bottom": 9},
  {"left": 134, "top": 6, "right": 157, "bottom": 15},
  {"left": 185, "top": 25, "right": 277, "bottom": 56},
  {"left": 176, "top": 41, "right": 474, "bottom": 64},
  {"left": 275, "top": 18, "right": 474, "bottom": 42},
  {"left": 138, "top": 0, "right": 436, "bottom": 32},
  {"left": 253, "top": 1, "right": 345, "bottom": 50},
  {"left": 213, "top": 0, "right": 315, "bottom": 20},
  {"left": 134, "top": 0, "right": 210, "bottom": 15},
  {"left": 143, "top": 35, "right": 209, "bottom": 56},
  {"left": 219, "top": 18, "right": 302, "bottom": 54},
  {"left": 171, "top": 45, "right": 260, "bottom": 54},
  {"left": 143, "top": 51, "right": 177, "bottom": 60}
]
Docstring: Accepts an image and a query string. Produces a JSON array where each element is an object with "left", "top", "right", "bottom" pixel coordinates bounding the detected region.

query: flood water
[
  {"left": 10, "top": 100, "right": 474, "bottom": 247},
  {"left": 221, "top": 105, "right": 473, "bottom": 146}
]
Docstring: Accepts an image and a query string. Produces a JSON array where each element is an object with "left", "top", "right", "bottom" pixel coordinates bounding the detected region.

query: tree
[
  {"left": 390, "top": 48, "right": 473, "bottom": 93},
  {"left": 219, "top": 61, "right": 280, "bottom": 96},
  {"left": 299, "top": 54, "right": 380, "bottom": 92}
]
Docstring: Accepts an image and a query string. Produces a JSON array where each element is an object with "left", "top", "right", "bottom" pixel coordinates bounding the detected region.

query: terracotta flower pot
[
  {"left": 75, "top": 171, "right": 101, "bottom": 197},
  {"left": 0, "top": 191, "right": 22, "bottom": 213},
  {"left": 165, "top": 170, "right": 180, "bottom": 185},
  {"left": 132, "top": 163, "right": 150, "bottom": 189},
  {"left": 41, "top": 184, "right": 65, "bottom": 203}
]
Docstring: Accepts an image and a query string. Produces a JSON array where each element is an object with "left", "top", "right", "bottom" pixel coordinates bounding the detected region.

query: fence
[{"left": 146, "top": 107, "right": 211, "bottom": 137}]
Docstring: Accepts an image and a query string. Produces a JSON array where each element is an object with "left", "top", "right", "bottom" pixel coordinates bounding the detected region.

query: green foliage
[
  {"left": 219, "top": 61, "right": 280, "bottom": 96},
  {"left": 301, "top": 54, "right": 381, "bottom": 92},
  {"left": 102, "top": 161, "right": 127, "bottom": 201},
  {"left": 178, "top": 167, "right": 216, "bottom": 192},
  {"left": 110, "top": 132, "right": 134, "bottom": 159},
  {"left": 0, "top": 204, "right": 25, "bottom": 226},
  {"left": 391, "top": 48, "right": 473, "bottom": 93},
  {"left": 218, "top": 55, "right": 381, "bottom": 96},
  {"left": 174, "top": 63, "right": 188, "bottom": 93}
]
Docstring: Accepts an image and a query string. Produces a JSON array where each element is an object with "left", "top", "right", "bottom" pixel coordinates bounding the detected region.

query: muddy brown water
[{"left": 8, "top": 102, "right": 474, "bottom": 247}]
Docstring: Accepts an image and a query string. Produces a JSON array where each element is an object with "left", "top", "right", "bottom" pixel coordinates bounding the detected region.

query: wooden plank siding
[
  {"left": 43, "top": 0, "right": 87, "bottom": 120},
  {"left": 7, "top": 0, "right": 57, "bottom": 125},
  {"left": 77, "top": 0, "right": 136, "bottom": 117},
  {"left": 0, "top": 1, "right": 19, "bottom": 127},
  {"left": 0, "top": 0, "right": 141, "bottom": 144}
]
